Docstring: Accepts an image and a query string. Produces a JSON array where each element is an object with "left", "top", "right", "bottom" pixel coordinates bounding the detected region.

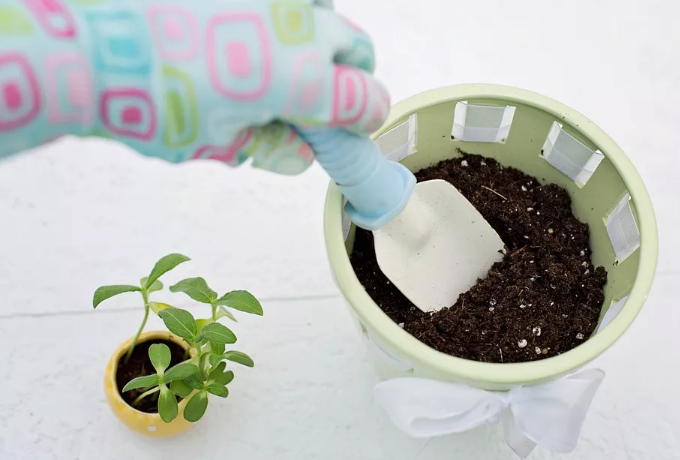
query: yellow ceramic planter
[{"left": 104, "top": 330, "right": 197, "bottom": 438}]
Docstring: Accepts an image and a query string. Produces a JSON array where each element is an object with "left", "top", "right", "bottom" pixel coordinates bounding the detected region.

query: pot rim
[
  {"left": 106, "top": 330, "right": 194, "bottom": 417},
  {"left": 323, "top": 83, "right": 659, "bottom": 386}
]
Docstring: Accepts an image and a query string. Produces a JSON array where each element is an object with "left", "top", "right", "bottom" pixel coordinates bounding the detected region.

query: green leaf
[
  {"left": 207, "top": 351, "right": 254, "bottom": 368},
  {"left": 208, "top": 363, "right": 234, "bottom": 386},
  {"left": 206, "top": 384, "right": 229, "bottom": 398},
  {"left": 215, "top": 307, "right": 238, "bottom": 322},
  {"left": 196, "top": 318, "right": 212, "bottom": 333},
  {"left": 170, "top": 379, "right": 193, "bottom": 398},
  {"left": 149, "top": 302, "right": 173, "bottom": 315},
  {"left": 170, "top": 277, "right": 218, "bottom": 304},
  {"left": 140, "top": 277, "right": 163, "bottom": 293},
  {"left": 183, "top": 373, "right": 205, "bottom": 391},
  {"left": 163, "top": 363, "right": 199, "bottom": 383},
  {"left": 223, "top": 351, "right": 255, "bottom": 368},
  {"left": 184, "top": 391, "right": 209, "bottom": 422},
  {"left": 215, "top": 370, "right": 234, "bottom": 386},
  {"left": 200, "top": 353, "right": 212, "bottom": 380},
  {"left": 158, "top": 308, "right": 197, "bottom": 341},
  {"left": 145, "top": 253, "right": 191, "bottom": 289},
  {"left": 208, "top": 362, "right": 226, "bottom": 379},
  {"left": 149, "top": 343, "right": 171, "bottom": 374},
  {"left": 196, "top": 322, "right": 237, "bottom": 345},
  {"left": 93, "top": 285, "right": 141, "bottom": 308},
  {"left": 158, "top": 385, "right": 179, "bottom": 423},
  {"left": 122, "top": 374, "right": 160, "bottom": 392},
  {"left": 208, "top": 353, "right": 222, "bottom": 368},
  {"left": 215, "top": 290, "right": 263, "bottom": 315},
  {"left": 210, "top": 342, "right": 225, "bottom": 356}
]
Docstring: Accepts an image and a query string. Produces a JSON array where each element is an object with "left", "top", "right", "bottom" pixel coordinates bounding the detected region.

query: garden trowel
[{"left": 301, "top": 129, "right": 505, "bottom": 313}]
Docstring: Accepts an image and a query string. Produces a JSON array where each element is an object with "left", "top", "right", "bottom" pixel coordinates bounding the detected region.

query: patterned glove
[{"left": 0, "top": 0, "right": 389, "bottom": 174}]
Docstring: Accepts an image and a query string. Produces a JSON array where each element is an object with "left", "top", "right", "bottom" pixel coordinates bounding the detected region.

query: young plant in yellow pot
[{"left": 95, "top": 254, "right": 263, "bottom": 438}]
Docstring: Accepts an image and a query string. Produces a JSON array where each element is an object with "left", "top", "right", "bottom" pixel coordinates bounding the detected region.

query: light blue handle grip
[{"left": 300, "top": 129, "right": 416, "bottom": 231}]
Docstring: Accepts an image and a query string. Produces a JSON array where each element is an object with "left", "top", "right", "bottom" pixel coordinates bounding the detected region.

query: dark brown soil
[
  {"left": 116, "top": 339, "right": 186, "bottom": 413},
  {"left": 351, "top": 153, "right": 607, "bottom": 363}
]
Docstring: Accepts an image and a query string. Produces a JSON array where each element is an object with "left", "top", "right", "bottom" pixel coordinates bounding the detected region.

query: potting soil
[
  {"left": 116, "top": 339, "right": 186, "bottom": 412},
  {"left": 351, "top": 153, "right": 607, "bottom": 363}
]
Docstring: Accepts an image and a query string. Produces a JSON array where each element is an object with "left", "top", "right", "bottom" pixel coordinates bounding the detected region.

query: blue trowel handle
[{"left": 299, "top": 128, "right": 416, "bottom": 231}]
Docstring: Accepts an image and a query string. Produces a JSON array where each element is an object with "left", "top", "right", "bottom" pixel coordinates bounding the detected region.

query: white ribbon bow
[{"left": 374, "top": 369, "right": 605, "bottom": 458}]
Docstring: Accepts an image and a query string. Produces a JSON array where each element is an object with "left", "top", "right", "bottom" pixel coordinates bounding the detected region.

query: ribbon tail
[
  {"left": 374, "top": 369, "right": 604, "bottom": 457},
  {"left": 501, "top": 409, "right": 537, "bottom": 459},
  {"left": 510, "top": 369, "right": 606, "bottom": 453},
  {"left": 374, "top": 378, "right": 506, "bottom": 438}
]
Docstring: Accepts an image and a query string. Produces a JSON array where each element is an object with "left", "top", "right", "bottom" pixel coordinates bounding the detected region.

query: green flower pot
[{"left": 324, "top": 84, "right": 658, "bottom": 390}]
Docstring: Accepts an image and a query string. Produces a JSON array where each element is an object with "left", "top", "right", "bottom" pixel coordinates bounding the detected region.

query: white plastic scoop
[
  {"left": 373, "top": 179, "right": 505, "bottom": 311},
  {"left": 301, "top": 129, "right": 505, "bottom": 312}
]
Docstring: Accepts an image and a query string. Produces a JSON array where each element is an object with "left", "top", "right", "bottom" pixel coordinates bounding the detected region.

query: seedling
[
  {"left": 94, "top": 254, "right": 262, "bottom": 423},
  {"left": 93, "top": 253, "right": 191, "bottom": 361}
]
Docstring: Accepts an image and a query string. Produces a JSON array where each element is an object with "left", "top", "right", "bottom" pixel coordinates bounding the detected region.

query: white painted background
[{"left": 1, "top": 0, "right": 679, "bottom": 458}]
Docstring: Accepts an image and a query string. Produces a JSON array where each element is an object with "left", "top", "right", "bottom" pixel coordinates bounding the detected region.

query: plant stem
[
  {"left": 183, "top": 340, "right": 193, "bottom": 360},
  {"left": 199, "top": 351, "right": 209, "bottom": 380},
  {"left": 125, "top": 289, "right": 150, "bottom": 363},
  {"left": 133, "top": 386, "right": 160, "bottom": 406},
  {"left": 211, "top": 303, "right": 217, "bottom": 321}
]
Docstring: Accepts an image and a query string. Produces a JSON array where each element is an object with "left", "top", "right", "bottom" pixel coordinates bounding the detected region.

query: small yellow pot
[{"left": 104, "top": 330, "right": 197, "bottom": 438}]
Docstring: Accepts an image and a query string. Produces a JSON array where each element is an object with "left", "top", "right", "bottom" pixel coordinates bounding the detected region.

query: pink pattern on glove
[
  {"left": 22, "top": 0, "right": 76, "bottom": 38},
  {"left": 193, "top": 128, "right": 253, "bottom": 163}
]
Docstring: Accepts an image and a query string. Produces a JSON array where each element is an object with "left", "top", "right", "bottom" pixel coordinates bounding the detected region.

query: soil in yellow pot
[{"left": 104, "top": 331, "right": 197, "bottom": 438}]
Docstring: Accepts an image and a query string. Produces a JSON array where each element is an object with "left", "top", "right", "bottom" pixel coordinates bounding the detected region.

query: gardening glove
[{"left": 0, "top": 0, "right": 389, "bottom": 175}]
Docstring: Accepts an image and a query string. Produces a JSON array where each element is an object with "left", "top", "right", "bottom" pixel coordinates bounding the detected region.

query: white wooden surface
[{"left": 1, "top": 0, "right": 679, "bottom": 458}]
